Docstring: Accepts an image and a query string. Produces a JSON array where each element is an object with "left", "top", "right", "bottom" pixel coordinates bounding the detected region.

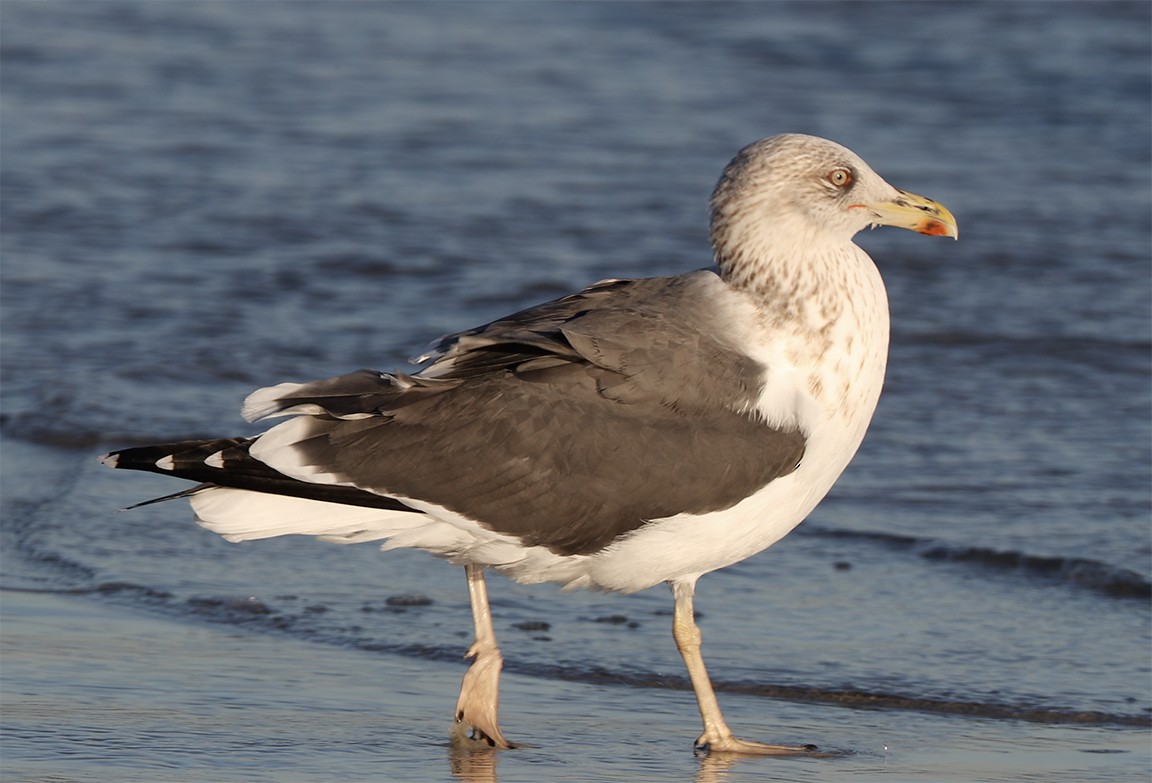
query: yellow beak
[{"left": 858, "top": 189, "right": 959, "bottom": 239}]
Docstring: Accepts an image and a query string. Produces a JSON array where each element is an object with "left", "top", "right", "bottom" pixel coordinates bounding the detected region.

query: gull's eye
[{"left": 826, "top": 168, "right": 854, "bottom": 189}]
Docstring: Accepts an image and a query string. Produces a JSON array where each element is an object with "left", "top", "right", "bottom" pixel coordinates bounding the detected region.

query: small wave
[
  {"left": 801, "top": 525, "right": 1151, "bottom": 600},
  {"left": 0, "top": 581, "right": 172, "bottom": 601},
  {"left": 526, "top": 668, "right": 1152, "bottom": 729},
  {"left": 0, "top": 412, "right": 107, "bottom": 450},
  {"left": 911, "top": 331, "right": 1152, "bottom": 363},
  {"left": 0, "top": 412, "right": 250, "bottom": 451},
  {"left": 707, "top": 682, "right": 1152, "bottom": 728},
  {"left": 917, "top": 543, "right": 1151, "bottom": 599}
]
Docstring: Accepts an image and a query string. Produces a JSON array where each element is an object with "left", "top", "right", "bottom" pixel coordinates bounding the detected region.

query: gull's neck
[
  {"left": 712, "top": 210, "right": 862, "bottom": 313},
  {"left": 712, "top": 209, "right": 891, "bottom": 431}
]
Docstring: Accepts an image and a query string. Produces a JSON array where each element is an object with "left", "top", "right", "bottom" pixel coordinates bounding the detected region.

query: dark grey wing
[
  {"left": 412, "top": 277, "right": 635, "bottom": 380},
  {"left": 249, "top": 272, "right": 805, "bottom": 556},
  {"left": 416, "top": 272, "right": 762, "bottom": 411}
]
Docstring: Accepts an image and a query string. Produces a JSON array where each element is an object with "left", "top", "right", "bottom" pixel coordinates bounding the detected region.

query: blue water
[{"left": 2, "top": 2, "right": 1149, "bottom": 781}]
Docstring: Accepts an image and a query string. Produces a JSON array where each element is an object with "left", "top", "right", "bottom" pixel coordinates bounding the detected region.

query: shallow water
[{"left": 2, "top": 2, "right": 1150, "bottom": 781}]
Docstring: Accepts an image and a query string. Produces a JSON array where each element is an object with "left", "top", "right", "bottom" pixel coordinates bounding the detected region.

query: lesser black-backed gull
[{"left": 103, "top": 133, "right": 957, "bottom": 755}]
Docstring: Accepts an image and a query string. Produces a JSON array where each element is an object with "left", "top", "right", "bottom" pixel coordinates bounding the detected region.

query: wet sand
[{"left": 3, "top": 587, "right": 1147, "bottom": 783}]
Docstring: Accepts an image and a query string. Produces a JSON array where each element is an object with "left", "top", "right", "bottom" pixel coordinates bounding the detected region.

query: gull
[{"left": 103, "top": 133, "right": 956, "bottom": 755}]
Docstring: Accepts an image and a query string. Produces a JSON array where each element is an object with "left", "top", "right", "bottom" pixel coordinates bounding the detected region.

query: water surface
[{"left": 2, "top": 2, "right": 1149, "bottom": 781}]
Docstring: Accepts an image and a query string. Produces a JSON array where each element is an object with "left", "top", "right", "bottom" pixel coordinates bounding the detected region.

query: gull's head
[{"left": 710, "top": 134, "right": 957, "bottom": 274}]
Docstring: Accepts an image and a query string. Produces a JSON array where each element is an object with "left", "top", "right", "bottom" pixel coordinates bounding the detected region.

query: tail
[
  {"left": 101, "top": 438, "right": 413, "bottom": 512},
  {"left": 101, "top": 437, "right": 429, "bottom": 544},
  {"left": 100, "top": 370, "right": 440, "bottom": 544}
]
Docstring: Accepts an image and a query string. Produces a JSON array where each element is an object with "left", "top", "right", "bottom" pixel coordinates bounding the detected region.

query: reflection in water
[
  {"left": 445, "top": 736, "right": 843, "bottom": 783},
  {"left": 694, "top": 744, "right": 848, "bottom": 782},
  {"left": 445, "top": 743, "right": 748, "bottom": 783},
  {"left": 694, "top": 753, "right": 742, "bottom": 783},
  {"left": 447, "top": 740, "right": 500, "bottom": 783}
]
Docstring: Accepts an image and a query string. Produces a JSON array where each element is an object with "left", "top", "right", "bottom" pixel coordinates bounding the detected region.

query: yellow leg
[
  {"left": 453, "top": 564, "right": 515, "bottom": 748},
  {"left": 671, "top": 579, "right": 817, "bottom": 756}
]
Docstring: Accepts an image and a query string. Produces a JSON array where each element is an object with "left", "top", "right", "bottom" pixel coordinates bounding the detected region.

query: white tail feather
[
  {"left": 190, "top": 487, "right": 422, "bottom": 543},
  {"left": 188, "top": 486, "right": 592, "bottom": 589}
]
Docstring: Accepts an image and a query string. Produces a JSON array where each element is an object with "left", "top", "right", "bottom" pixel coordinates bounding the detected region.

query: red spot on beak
[{"left": 918, "top": 219, "right": 952, "bottom": 237}]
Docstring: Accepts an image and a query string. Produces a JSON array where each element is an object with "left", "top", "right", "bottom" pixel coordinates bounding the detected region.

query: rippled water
[{"left": 2, "top": 2, "right": 1149, "bottom": 781}]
